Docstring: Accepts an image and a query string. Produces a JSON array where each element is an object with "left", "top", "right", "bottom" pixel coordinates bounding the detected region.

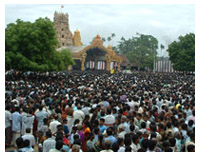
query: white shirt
[
  {"left": 43, "top": 138, "right": 56, "bottom": 152},
  {"left": 22, "top": 133, "right": 35, "bottom": 147},
  {"left": 49, "top": 120, "right": 61, "bottom": 134},
  {"left": 5, "top": 110, "right": 12, "bottom": 128},
  {"left": 36, "top": 110, "right": 47, "bottom": 130},
  {"left": 12, "top": 111, "right": 22, "bottom": 132},
  {"left": 24, "top": 114, "right": 35, "bottom": 129},
  {"left": 118, "top": 146, "right": 125, "bottom": 152},
  {"left": 73, "top": 110, "right": 85, "bottom": 124},
  {"left": 104, "top": 114, "right": 115, "bottom": 126}
]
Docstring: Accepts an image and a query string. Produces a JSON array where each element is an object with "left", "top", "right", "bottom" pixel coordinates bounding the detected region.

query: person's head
[
  {"left": 164, "top": 146, "right": 173, "bottom": 152},
  {"left": 106, "top": 127, "right": 113, "bottom": 136},
  {"left": 169, "top": 137, "right": 176, "bottom": 147},
  {"left": 132, "top": 134, "right": 139, "bottom": 144},
  {"left": 141, "top": 122, "right": 146, "bottom": 129},
  {"left": 55, "top": 140, "right": 63, "bottom": 151},
  {"left": 112, "top": 142, "right": 119, "bottom": 152},
  {"left": 16, "top": 137, "right": 24, "bottom": 149},
  {"left": 187, "top": 144, "right": 195, "bottom": 152},
  {"left": 141, "top": 139, "right": 149, "bottom": 149},
  {"left": 5, "top": 104, "right": 11, "bottom": 111},
  {"left": 46, "top": 130, "right": 52, "bottom": 138},
  {"left": 117, "top": 137, "right": 124, "bottom": 146},
  {"left": 72, "top": 144, "right": 80, "bottom": 152},
  {"left": 129, "top": 124, "right": 135, "bottom": 132},
  {"left": 188, "top": 120, "right": 194, "bottom": 127},
  {"left": 99, "top": 118, "right": 105, "bottom": 125},
  {"left": 25, "top": 128, "right": 31, "bottom": 134},
  {"left": 121, "top": 115, "right": 127, "bottom": 123},
  {"left": 23, "top": 139, "right": 30, "bottom": 147},
  {"left": 162, "top": 140, "right": 169, "bottom": 150},
  {"left": 73, "top": 134, "right": 80, "bottom": 141},
  {"left": 73, "top": 139, "right": 82, "bottom": 146},
  {"left": 39, "top": 105, "right": 43, "bottom": 111},
  {"left": 94, "top": 128, "right": 100, "bottom": 135},
  {"left": 104, "top": 140, "right": 111, "bottom": 150},
  {"left": 72, "top": 126, "right": 77, "bottom": 134},
  {"left": 124, "top": 137, "right": 132, "bottom": 146},
  {"left": 125, "top": 146, "right": 132, "bottom": 152},
  {"left": 148, "top": 138, "right": 157, "bottom": 151}
]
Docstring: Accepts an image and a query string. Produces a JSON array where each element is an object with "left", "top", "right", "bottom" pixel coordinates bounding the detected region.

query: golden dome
[
  {"left": 75, "top": 29, "right": 80, "bottom": 33},
  {"left": 107, "top": 45, "right": 112, "bottom": 49}
]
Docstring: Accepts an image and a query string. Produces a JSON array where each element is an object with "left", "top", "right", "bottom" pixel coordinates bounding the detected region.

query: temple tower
[
  {"left": 54, "top": 11, "right": 73, "bottom": 46},
  {"left": 73, "top": 29, "right": 83, "bottom": 47}
]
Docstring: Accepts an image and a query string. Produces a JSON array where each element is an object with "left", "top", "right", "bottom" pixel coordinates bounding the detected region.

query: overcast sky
[{"left": 5, "top": 4, "right": 195, "bottom": 57}]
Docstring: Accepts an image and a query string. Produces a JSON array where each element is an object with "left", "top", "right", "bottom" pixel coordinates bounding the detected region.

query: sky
[{"left": 5, "top": 4, "right": 195, "bottom": 57}]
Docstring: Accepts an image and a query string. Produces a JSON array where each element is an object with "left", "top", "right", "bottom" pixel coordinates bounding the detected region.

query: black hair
[
  {"left": 130, "top": 124, "right": 135, "bottom": 132},
  {"left": 112, "top": 142, "right": 119, "bottom": 152},
  {"left": 23, "top": 139, "right": 30, "bottom": 147},
  {"left": 125, "top": 146, "right": 132, "bottom": 152},
  {"left": 106, "top": 128, "right": 113, "bottom": 136},
  {"left": 46, "top": 130, "right": 52, "bottom": 138},
  {"left": 169, "top": 137, "right": 176, "bottom": 147},
  {"left": 124, "top": 137, "right": 132, "bottom": 146},
  {"left": 117, "top": 137, "right": 124, "bottom": 145},
  {"left": 165, "top": 146, "right": 173, "bottom": 152},
  {"left": 187, "top": 144, "right": 195, "bottom": 152},
  {"left": 141, "top": 122, "right": 146, "bottom": 129},
  {"left": 25, "top": 128, "right": 31, "bottom": 133},
  {"left": 55, "top": 140, "right": 63, "bottom": 150},
  {"left": 16, "top": 137, "right": 24, "bottom": 148}
]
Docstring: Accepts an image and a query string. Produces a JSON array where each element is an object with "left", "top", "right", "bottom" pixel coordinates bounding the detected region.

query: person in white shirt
[
  {"left": 22, "top": 128, "right": 35, "bottom": 148},
  {"left": 49, "top": 140, "right": 63, "bottom": 152},
  {"left": 49, "top": 115, "right": 61, "bottom": 135},
  {"left": 104, "top": 109, "right": 115, "bottom": 127},
  {"left": 5, "top": 105, "right": 12, "bottom": 146},
  {"left": 35, "top": 105, "right": 47, "bottom": 131},
  {"left": 43, "top": 130, "right": 56, "bottom": 152},
  {"left": 24, "top": 109, "right": 35, "bottom": 134},
  {"left": 73, "top": 104, "right": 85, "bottom": 124},
  {"left": 12, "top": 106, "right": 22, "bottom": 147}
]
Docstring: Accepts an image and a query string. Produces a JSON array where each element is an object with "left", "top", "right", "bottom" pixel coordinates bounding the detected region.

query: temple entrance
[
  {"left": 85, "top": 47, "right": 107, "bottom": 70},
  {"left": 72, "top": 59, "right": 81, "bottom": 70}
]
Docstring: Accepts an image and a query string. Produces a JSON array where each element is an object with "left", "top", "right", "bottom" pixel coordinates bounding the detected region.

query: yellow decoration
[
  {"left": 110, "top": 69, "right": 115, "bottom": 74},
  {"left": 73, "top": 29, "right": 83, "bottom": 47}
]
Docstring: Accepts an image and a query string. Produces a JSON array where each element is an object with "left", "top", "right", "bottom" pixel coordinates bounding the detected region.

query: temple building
[{"left": 54, "top": 11, "right": 123, "bottom": 72}]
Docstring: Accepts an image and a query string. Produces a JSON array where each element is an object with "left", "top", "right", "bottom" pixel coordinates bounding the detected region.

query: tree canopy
[
  {"left": 5, "top": 17, "right": 74, "bottom": 72},
  {"left": 115, "top": 33, "right": 158, "bottom": 69},
  {"left": 167, "top": 33, "right": 195, "bottom": 71}
]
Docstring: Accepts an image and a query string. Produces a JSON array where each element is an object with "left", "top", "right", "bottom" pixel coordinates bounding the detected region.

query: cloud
[{"left": 5, "top": 4, "right": 195, "bottom": 56}]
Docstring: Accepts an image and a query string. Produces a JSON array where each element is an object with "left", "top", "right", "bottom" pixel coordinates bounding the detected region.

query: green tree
[
  {"left": 60, "top": 49, "right": 75, "bottom": 68},
  {"left": 116, "top": 33, "right": 158, "bottom": 69},
  {"left": 167, "top": 33, "right": 195, "bottom": 71},
  {"left": 5, "top": 17, "right": 74, "bottom": 72}
]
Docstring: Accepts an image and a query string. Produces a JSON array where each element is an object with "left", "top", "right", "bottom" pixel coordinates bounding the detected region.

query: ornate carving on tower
[
  {"left": 54, "top": 11, "right": 73, "bottom": 47},
  {"left": 92, "top": 35, "right": 103, "bottom": 46},
  {"left": 107, "top": 45, "right": 115, "bottom": 56},
  {"left": 73, "top": 29, "right": 83, "bottom": 47}
]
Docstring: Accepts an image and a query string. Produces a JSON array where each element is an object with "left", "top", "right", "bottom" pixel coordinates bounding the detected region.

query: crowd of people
[{"left": 5, "top": 70, "right": 195, "bottom": 152}]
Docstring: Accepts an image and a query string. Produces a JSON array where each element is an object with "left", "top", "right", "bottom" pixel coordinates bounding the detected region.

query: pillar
[
  {"left": 81, "top": 53, "right": 86, "bottom": 71},
  {"left": 106, "top": 55, "right": 111, "bottom": 71}
]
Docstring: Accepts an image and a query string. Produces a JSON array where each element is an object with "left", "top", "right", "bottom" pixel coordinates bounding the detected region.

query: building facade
[{"left": 54, "top": 11, "right": 123, "bottom": 72}]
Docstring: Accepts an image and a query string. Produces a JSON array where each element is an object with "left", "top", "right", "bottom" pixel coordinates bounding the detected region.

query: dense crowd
[{"left": 5, "top": 70, "right": 195, "bottom": 152}]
